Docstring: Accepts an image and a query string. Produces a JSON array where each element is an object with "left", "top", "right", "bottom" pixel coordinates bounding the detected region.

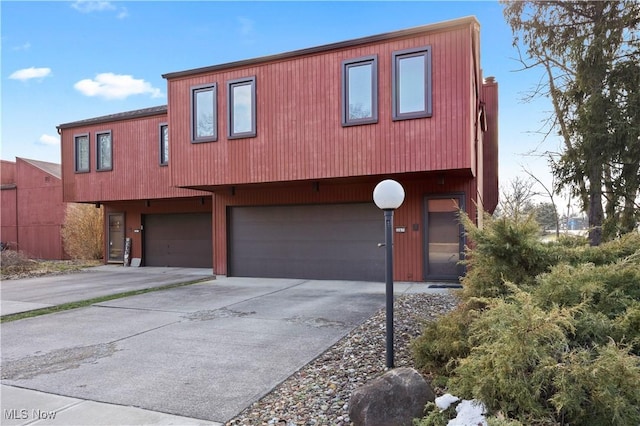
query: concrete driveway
[
  {"left": 0, "top": 265, "right": 213, "bottom": 316},
  {"left": 1, "top": 270, "right": 437, "bottom": 424}
]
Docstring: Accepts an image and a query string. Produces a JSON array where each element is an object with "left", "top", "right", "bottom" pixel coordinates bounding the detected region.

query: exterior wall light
[{"left": 373, "top": 179, "right": 405, "bottom": 368}]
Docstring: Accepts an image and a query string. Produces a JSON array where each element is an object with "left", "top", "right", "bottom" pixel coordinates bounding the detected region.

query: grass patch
[{"left": 1, "top": 278, "right": 210, "bottom": 323}]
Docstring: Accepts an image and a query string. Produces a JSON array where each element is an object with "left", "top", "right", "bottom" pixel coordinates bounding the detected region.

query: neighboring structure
[
  {"left": 0, "top": 158, "right": 67, "bottom": 259},
  {"left": 57, "top": 16, "right": 499, "bottom": 282}
]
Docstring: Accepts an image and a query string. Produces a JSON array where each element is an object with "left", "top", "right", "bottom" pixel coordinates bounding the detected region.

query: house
[
  {"left": 0, "top": 158, "right": 68, "bottom": 259},
  {"left": 57, "top": 16, "right": 498, "bottom": 282}
]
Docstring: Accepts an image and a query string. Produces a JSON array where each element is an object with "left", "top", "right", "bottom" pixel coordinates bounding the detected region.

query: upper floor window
[
  {"left": 159, "top": 123, "right": 169, "bottom": 166},
  {"left": 227, "top": 76, "right": 256, "bottom": 139},
  {"left": 96, "top": 130, "right": 112, "bottom": 171},
  {"left": 74, "top": 134, "right": 90, "bottom": 173},
  {"left": 392, "top": 46, "right": 432, "bottom": 120},
  {"left": 342, "top": 55, "right": 378, "bottom": 126},
  {"left": 191, "top": 84, "right": 217, "bottom": 143}
]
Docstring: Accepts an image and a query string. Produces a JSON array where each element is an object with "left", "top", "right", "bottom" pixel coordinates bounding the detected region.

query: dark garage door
[
  {"left": 144, "top": 213, "right": 212, "bottom": 268},
  {"left": 229, "top": 203, "right": 384, "bottom": 281}
]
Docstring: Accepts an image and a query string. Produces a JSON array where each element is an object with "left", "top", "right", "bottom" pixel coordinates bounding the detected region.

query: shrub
[
  {"left": 412, "top": 212, "right": 640, "bottom": 425},
  {"left": 460, "top": 212, "right": 555, "bottom": 299},
  {"left": 448, "top": 291, "right": 573, "bottom": 420},
  {"left": 549, "top": 343, "right": 640, "bottom": 426},
  {"left": 61, "top": 203, "right": 104, "bottom": 260},
  {"left": 0, "top": 250, "right": 36, "bottom": 276},
  {"left": 412, "top": 297, "right": 488, "bottom": 376}
]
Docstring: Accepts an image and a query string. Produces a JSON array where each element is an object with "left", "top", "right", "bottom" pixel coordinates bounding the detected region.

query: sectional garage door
[
  {"left": 228, "top": 203, "right": 385, "bottom": 281},
  {"left": 144, "top": 213, "right": 212, "bottom": 268}
]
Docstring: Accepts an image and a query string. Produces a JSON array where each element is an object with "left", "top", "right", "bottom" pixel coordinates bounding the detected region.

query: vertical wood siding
[
  {"left": 1, "top": 187, "right": 18, "bottom": 247},
  {"left": 60, "top": 113, "right": 209, "bottom": 203},
  {"left": 482, "top": 80, "right": 499, "bottom": 213},
  {"left": 212, "top": 174, "right": 475, "bottom": 281},
  {"left": 13, "top": 159, "right": 66, "bottom": 259},
  {"left": 168, "top": 23, "right": 476, "bottom": 189}
]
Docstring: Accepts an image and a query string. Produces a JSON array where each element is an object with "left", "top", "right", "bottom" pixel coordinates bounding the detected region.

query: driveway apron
[{"left": 0, "top": 276, "right": 412, "bottom": 423}]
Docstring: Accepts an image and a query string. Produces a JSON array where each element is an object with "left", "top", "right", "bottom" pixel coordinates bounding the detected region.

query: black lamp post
[{"left": 373, "top": 179, "right": 405, "bottom": 369}]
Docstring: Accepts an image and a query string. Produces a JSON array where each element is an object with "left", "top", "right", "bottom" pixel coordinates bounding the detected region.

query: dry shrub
[
  {"left": 0, "top": 250, "right": 37, "bottom": 276},
  {"left": 61, "top": 203, "right": 104, "bottom": 260}
]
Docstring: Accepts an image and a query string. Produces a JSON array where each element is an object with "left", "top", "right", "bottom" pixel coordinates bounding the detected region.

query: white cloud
[
  {"left": 116, "top": 7, "right": 129, "bottom": 19},
  {"left": 74, "top": 73, "right": 164, "bottom": 100},
  {"left": 71, "top": 1, "right": 115, "bottom": 13},
  {"left": 38, "top": 134, "right": 59, "bottom": 146},
  {"left": 13, "top": 42, "right": 31, "bottom": 51},
  {"left": 9, "top": 67, "right": 52, "bottom": 81},
  {"left": 71, "top": 1, "right": 127, "bottom": 18}
]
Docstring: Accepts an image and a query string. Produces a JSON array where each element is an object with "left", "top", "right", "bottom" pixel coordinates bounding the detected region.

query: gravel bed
[{"left": 226, "top": 291, "right": 460, "bottom": 426}]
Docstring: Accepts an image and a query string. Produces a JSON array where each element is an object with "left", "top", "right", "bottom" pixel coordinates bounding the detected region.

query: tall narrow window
[
  {"left": 392, "top": 46, "right": 432, "bottom": 120},
  {"left": 74, "top": 134, "right": 90, "bottom": 173},
  {"left": 96, "top": 131, "right": 112, "bottom": 171},
  {"left": 191, "top": 84, "right": 217, "bottom": 143},
  {"left": 342, "top": 55, "right": 378, "bottom": 126},
  {"left": 159, "top": 123, "right": 169, "bottom": 166},
  {"left": 227, "top": 76, "right": 256, "bottom": 139}
]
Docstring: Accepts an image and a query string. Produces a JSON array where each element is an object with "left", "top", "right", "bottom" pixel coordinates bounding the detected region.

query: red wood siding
[
  {"left": 211, "top": 173, "right": 476, "bottom": 281},
  {"left": 5, "top": 159, "right": 67, "bottom": 259},
  {"left": 1, "top": 160, "right": 16, "bottom": 184},
  {"left": 1, "top": 187, "right": 18, "bottom": 247},
  {"left": 60, "top": 113, "right": 209, "bottom": 203},
  {"left": 482, "top": 79, "right": 499, "bottom": 214},
  {"left": 1, "top": 161, "right": 18, "bottom": 246},
  {"left": 168, "top": 22, "right": 477, "bottom": 189}
]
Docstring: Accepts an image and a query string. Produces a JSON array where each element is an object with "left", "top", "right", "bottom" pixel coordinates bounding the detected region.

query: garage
[
  {"left": 228, "top": 203, "right": 385, "bottom": 281},
  {"left": 143, "top": 213, "right": 212, "bottom": 268}
]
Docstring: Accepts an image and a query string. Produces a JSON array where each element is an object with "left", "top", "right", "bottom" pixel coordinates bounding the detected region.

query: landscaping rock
[
  {"left": 348, "top": 367, "right": 435, "bottom": 426},
  {"left": 226, "top": 293, "right": 458, "bottom": 426}
]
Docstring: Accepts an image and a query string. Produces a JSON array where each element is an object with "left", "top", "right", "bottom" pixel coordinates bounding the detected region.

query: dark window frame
[
  {"left": 191, "top": 83, "right": 218, "bottom": 143},
  {"left": 159, "top": 122, "right": 169, "bottom": 166},
  {"left": 227, "top": 76, "right": 257, "bottom": 139},
  {"left": 392, "top": 46, "right": 432, "bottom": 121},
  {"left": 74, "top": 133, "right": 90, "bottom": 173},
  {"left": 341, "top": 55, "right": 378, "bottom": 126},
  {"left": 96, "top": 130, "right": 113, "bottom": 172}
]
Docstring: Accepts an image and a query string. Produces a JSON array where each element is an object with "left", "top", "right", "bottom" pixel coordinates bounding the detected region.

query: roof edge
[
  {"left": 163, "top": 16, "right": 479, "bottom": 80},
  {"left": 16, "top": 157, "right": 62, "bottom": 180},
  {"left": 57, "top": 105, "right": 167, "bottom": 130}
]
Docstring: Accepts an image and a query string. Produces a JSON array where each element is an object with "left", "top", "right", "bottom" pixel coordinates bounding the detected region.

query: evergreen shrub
[{"left": 412, "top": 212, "right": 640, "bottom": 425}]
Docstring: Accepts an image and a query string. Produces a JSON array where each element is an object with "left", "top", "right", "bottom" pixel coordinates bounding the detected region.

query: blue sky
[{"left": 1, "top": 1, "right": 561, "bottom": 192}]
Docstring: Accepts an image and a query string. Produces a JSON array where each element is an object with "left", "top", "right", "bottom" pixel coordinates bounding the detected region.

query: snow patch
[
  {"left": 435, "top": 393, "right": 460, "bottom": 410},
  {"left": 448, "top": 399, "right": 487, "bottom": 426}
]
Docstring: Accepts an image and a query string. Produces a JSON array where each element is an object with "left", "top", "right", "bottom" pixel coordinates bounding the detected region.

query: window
[
  {"left": 96, "top": 131, "right": 112, "bottom": 171},
  {"left": 74, "top": 134, "right": 90, "bottom": 173},
  {"left": 191, "top": 84, "right": 217, "bottom": 143},
  {"left": 227, "top": 76, "right": 256, "bottom": 138},
  {"left": 342, "top": 55, "right": 378, "bottom": 126},
  {"left": 392, "top": 46, "right": 432, "bottom": 120},
  {"left": 159, "top": 123, "right": 169, "bottom": 166}
]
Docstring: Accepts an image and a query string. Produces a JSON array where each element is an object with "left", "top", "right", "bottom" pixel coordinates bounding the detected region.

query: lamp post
[{"left": 373, "top": 179, "right": 405, "bottom": 369}]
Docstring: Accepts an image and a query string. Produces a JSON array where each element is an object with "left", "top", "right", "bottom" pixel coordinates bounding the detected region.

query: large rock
[{"left": 349, "top": 367, "right": 435, "bottom": 426}]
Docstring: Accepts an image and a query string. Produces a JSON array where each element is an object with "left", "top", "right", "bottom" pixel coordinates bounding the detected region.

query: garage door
[
  {"left": 144, "top": 213, "right": 212, "bottom": 268},
  {"left": 228, "top": 203, "right": 384, "bottom": 281}
]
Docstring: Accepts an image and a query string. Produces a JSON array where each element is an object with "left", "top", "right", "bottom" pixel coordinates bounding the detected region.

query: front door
[
  {"left": 424, "top": 195, "right": 465, "bottom": 280},
  {"left": 108, "top": 213, "right": 125, "bottom": 263}
]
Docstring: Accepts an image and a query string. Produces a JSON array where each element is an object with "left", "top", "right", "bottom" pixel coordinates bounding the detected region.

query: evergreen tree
[{"left": 502, "top": 1, "right": 640, "bottom": 245}]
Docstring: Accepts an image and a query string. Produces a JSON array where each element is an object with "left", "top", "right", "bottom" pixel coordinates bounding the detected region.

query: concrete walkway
[{"left": 1, "top": 268, "right": 452, "bottom": 425}]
